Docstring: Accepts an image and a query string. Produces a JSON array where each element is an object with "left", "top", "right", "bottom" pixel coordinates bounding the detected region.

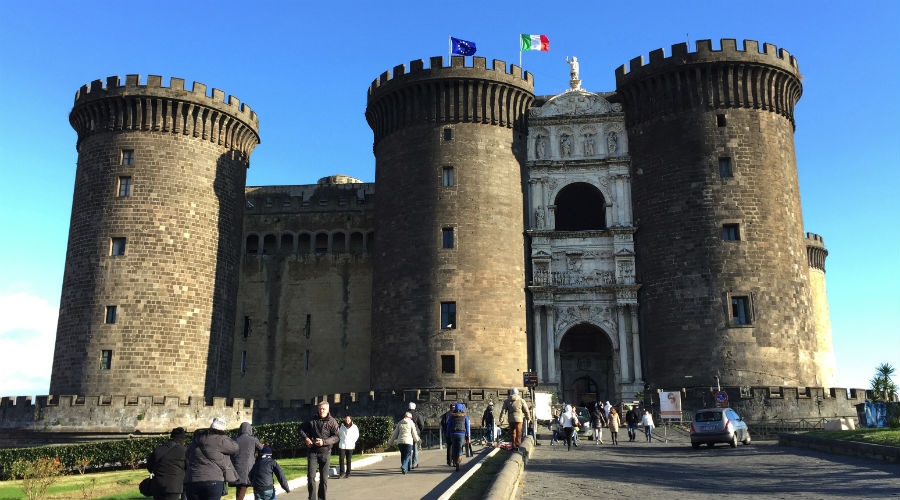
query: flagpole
[{"left": 448, "top": 36, "right": 451, "bottom": 62}]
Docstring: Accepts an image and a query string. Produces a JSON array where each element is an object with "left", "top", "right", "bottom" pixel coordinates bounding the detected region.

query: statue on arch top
[{"left": 565, "top": 56, "right": 582, "bottom": 91}]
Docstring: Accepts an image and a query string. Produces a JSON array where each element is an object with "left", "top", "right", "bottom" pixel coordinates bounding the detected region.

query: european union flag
[{"left": 451, "top": 37, "right": 477, "bottom": 56}]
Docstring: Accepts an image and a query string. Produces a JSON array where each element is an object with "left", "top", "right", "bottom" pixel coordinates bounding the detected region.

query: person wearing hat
[
  {"left": 389, "top": 412, "right": 420, "bottom": 474},
  {"left": 186, "top": 417, "right": 239, "bottom": 500},
  {"left": 481, "top": 402, "right": 496, "bottom": 445},
  {"left": 499, "top": 388, "right": 531, "bottom": 451},
  {"left": 147, "top": 427, "right": 187, "bottom": 500},
  {"left": 445, "top": 403, "right": 470, "bottom": 471},
  {"left": 249, "top": 445, "right": 290, "bottom": 500},
  {"left": 406, "top": 402, "right": 425, "bottom": 470}
]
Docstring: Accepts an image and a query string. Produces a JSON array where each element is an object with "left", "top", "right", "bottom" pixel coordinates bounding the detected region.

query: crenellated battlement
[
  {"left": 367, "top": 56, "right": 532, "bottom": 98},
  {"left": 615, "top": 39, "right": 799, "bottom": 83},
  {"left": 69, "top": 75, "right": 260, "bottom": 156},
  {"left": 805, "top": 232, "right": 828, "bottom": 271}
]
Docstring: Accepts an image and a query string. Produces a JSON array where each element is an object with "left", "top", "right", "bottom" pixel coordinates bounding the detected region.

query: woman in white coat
[
  {"left": 337, "top": 414, "right": 359, "bottom": 478},
  {"left": 559, "top": 405, "right": 580, "bottom": 451}
]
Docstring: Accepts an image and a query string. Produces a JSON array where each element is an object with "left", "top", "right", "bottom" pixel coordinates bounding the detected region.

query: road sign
[
  {"left": 523, "top": 371, "right": 538, "bottom": 387},
  {"left": 715, "top": 390, "right": 729, "bottom": 406}
]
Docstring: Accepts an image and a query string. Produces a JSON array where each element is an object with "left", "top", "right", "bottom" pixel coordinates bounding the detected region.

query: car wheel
[
  {"left": 730, "top": 434, "right": 737, "bottom": 448},
  {"left": 691, "top": 442, "right": 700, "bottom": 449},
  {"left": 742, "top": 432, "right": 751, "bottom": 446}
]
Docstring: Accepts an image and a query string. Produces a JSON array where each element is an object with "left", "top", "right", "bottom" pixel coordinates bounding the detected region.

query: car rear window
[{"left": 694, "top": 411, "right": 723, "bottom": 422}]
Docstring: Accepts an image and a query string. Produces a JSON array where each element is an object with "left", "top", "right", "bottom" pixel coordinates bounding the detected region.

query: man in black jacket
[
  {"left": 147, "top": 427, "right": 187, "bottom": 500},
  {"left": 298, "top": 402, "right": 339, "bottom": 500}
]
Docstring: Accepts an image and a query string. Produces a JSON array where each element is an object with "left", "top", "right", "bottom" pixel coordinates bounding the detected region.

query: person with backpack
[
  {"left": 445, "top": 403, "right": 470, "bottom": 471},
  {"left": 248, "top": 446, "right": 290, "bottom": 500}
]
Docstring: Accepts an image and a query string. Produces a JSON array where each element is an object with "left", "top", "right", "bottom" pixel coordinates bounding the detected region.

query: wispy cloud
[{"left": 0, "top": 292, "right": 58, "bottom": 396}]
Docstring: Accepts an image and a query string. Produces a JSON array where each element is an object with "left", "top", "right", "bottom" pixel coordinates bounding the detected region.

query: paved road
[
  {"left": 279, "top": 447, "right": 491, "bottom": 500},
  {"left": 519, "top": 431, "right": 900, "bottom": 499}
]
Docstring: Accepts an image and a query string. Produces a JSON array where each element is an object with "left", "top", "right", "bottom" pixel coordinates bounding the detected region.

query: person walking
[
  {"left": 406, "top": 403, "right": 425, "bottom": 470},
  {"left": 559, "top": 405, "right": 580, "bottom": 451},
  {"left": 186, "top": 417, "right": 239, "bottom": 500},
  {"left": 641, "top": 409, "right": 656, "bottom": 442},
  {"left": 440, "top": 403, "right": 455, "bottom": 466},
  {"left": 147, "top": 427, "right": 187, "bottom": 500},
  {"left": 608, "top": 408, "right": 621, "bottom": 445},
  {"left": 499, "top": 388, "right": 531, "bottom": 451},
  {"left": 445, "top": 403, "right": 470, "bottom": 471},
  {"left": 248, "top": 446, "right": 290, "bottom": 500},
  {"left": 298, "top": 402, "right": 340, "bottom": 500},
  {"left": 625, "top": 406, "right": 638, "bottom": 442},
  {"left": 231, "top": 422, "right": 263, "bottom": 500},
  {"left": 482, "top": 402, "right": 496, "bottom": 445},
  {"left": 548, "top": 412, "right": 560, "bottom": 445},
  {"left": 590, "top": 401, "right": 607, "bottom": 445},
  {"left": 389, "top": 412, "right": 420, "bottom": 474},
  {"left": 336, "top": 414, "right": 359, "bottom": 478}
]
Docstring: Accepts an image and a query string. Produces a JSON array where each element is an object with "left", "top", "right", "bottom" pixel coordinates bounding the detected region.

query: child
[
  {"left": 549, "top": 412, "right": 560, "bottom": 445},
  {"left": 249, "top": 446, "right": 290, "bottom": 500}
]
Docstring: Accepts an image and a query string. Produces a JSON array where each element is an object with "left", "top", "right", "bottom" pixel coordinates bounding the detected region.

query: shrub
[{"left": 10, "top": 457, "right": 65, "bottom": 500}]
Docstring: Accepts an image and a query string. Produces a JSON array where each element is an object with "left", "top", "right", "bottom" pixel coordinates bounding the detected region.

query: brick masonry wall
[{"left": 50, "top": 129, "right": 249, "bottom": 398}]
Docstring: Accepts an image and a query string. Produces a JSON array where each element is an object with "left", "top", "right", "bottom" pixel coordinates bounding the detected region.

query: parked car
[{"left": 690, "top": 407, "right": 751, "bottom": 449}]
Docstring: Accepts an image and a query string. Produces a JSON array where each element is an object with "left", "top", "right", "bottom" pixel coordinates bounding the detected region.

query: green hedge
[{"left": 0, "top": 416, "right": 394, "bottom": 480}]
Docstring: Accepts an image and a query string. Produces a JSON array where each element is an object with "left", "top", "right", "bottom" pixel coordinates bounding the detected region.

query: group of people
[
  {"left": 146, "top": 419, "right": 290, "bottom": 500},
  {"left": 548, "top": 402, "right": 657, "bottom": 451}
]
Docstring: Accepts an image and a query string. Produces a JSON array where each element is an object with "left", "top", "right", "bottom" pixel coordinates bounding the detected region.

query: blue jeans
[
  {"left": 484, "top": 423, "right": 495, "bottom": 442},
  {"left": 399, "top": 443, "right": 412, "bottom": 472},
  {"left": 186, "top": 481, "right": 224, "bottom": 500},
  {"left": 254, "top": 489, "right": 276, "bottom": 500},
  {"left": 627, "top": 423, "right": 637, "bottom": 440},
  {"left": 450, "top": 434, "right": 466, "bottom": 463},
  {"left": 645, "top": 426, "right": 653, "bottom": 441},
  {"left": 411, "top": 440, "right": 419, "bottom": 468}
]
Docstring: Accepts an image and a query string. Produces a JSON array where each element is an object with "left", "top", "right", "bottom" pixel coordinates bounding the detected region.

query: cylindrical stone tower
[
  {"left": 806, "top": 233, "right": 834, "bottom": 387},
  {"left": 616, "top": 40, "right": 824, "bottom": 389},
  {"left": 50, "top": 75, "right": 260, "bottom": 397},
  {"left": 366, "top": 56, "right": 534, "bottom": 390}
]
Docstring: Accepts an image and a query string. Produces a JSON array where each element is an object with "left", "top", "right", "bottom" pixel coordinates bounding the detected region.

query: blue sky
[{"left": 0, "top": 1, "right": 897, "bottom": 396}]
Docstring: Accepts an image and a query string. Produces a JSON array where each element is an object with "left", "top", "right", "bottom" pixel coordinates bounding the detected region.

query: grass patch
[
  {"left": 0, "top": 455, "right": 367, "bottom": 500},
  {"left": 804, "top": 428, "right": 899, "bottom": 447},
  {"left": 449, "top": 448, "right": 510, "bottom": 500}
]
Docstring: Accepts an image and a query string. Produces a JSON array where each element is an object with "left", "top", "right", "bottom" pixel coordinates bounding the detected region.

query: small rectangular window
[
  {"left": 110, "top": 237, "right": 126, "bottom": 256},
  {"left": 716, "top": 114, "right": 726, "bottom": 127},
  {"left": 441, "top": 302, "right": 456, "bottom": 330},
  {"left": 443, "top": 128, "right": 452, "bottom": 141},
  {"left": 100, "top": 350, "right": 112, "bottom": 370},
  {"left": 718, "top": 157, "right": 733, "bottom": 178},
  {"left": 105, "top": 305, "right": 117, "bottom": 324},
  {"left": 241, "top": 351, "right": 247, "bottom": 374},
  {"left": 121, "top": 150, "right": 134, "bottom": 165},
  {"left": 731, "top": 296, "right": 751, "bottom": 325},
  {"left": 305, "top": 349, "right": 310, "bottom": 372},
  {"left": 117, "top": 176, "right": 132, "bottom": 197},
  {"left": 722, "top": 224, "right": 740, "bottom": 241},
  {"left": 441, "top": 355, "right": 456, "bottom": 374},
  {"left": 442, "top": 227, "right": 454, "bottom": 249},
  {"left": 443, "top": 167, "right": 455, "bottom": 187},
  {"left": 243, "top": 316, "right": 251, "bottom": 338},
  {"left": 305, "top": 314, "right": 311, "bottom": 339}
]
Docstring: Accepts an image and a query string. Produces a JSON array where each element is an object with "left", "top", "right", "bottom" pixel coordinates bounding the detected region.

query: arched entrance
[{"left": 559, "top": 323, "right": 615, "bottom": 407}]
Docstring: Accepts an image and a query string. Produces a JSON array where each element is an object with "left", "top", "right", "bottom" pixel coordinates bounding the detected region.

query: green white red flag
[{"left": 521, "top": 34, "right": 549, "bottom": 51}]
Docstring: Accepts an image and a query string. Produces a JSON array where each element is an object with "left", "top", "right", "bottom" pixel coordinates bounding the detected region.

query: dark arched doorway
[
  {"left": 554, "top": 182, "right": 606, "bottom": 231},
  {"left": 559, "top": 323, "right": 615, "bottom": 407}
]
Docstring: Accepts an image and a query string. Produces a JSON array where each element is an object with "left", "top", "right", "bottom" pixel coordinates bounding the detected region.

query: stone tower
[
  {"left": 616, "top": 40, "right": 825, "bottom": 389},
  {"left": 50, "top": 75, "right": 260, "bottom": 397},
  {"left": 365, "top": 56, "right": 534, "bottom": 390}
]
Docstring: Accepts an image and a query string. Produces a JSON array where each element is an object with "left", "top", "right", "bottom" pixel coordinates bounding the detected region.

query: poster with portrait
[{"left": 660, "top": 391, "right": 682, "bottom": 420}]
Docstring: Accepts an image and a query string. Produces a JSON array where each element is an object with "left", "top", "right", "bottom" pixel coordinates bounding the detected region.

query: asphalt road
[{"left": 518, "top": 432, "right": 899, "bottom": 499}]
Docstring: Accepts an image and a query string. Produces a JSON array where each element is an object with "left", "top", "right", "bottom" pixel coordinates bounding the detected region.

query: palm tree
[{"left": 870, "top": 363, "right": 898, "bottom": 402}]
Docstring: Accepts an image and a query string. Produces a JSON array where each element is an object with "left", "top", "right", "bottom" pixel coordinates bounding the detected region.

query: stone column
[
  {"left": 631, "top": 306, "right": 643, "bottom": 382},
  {"left": 617, "top": 305, "right": 630, "bottom": 382},
  {"left": 534, "top": 306, "right": 544, "bottom": 381},
  {"left": 547, "top": 307, "right": 557, "bottom": 382},
  {"left": 616, "top": 176, "right": 626, "bottom": 226},
  {"left": 623, "top": 174, "right": 633, "bottom": 226}
]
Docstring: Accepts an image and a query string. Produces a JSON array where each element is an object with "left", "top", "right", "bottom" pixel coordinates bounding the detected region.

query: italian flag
[{"left": 521, "top": 34, "right": 549, "bottom": 51}]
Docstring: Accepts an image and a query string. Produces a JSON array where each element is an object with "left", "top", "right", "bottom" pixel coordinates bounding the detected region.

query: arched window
[
  {"left": 314, "top": 233, "right": 329, "bottom": 254},
  {"left": 245, "top": 234, "right": 259, "bottom": 254},
  {"left": 554, "top": 182, "right": 606, "bottom": 231},
  {"left": 280, "top": 233, "right": 294, "bottom": 253},
  {"left": 263, "top": 234, "right": 277, "bottom": 255},
  {"left": 298, "top": 233, "right": 311, "bottom": 254},
  {"left": 349, "top": 232, "right": 365, "bottom": 253},
  {"left": 366, "top": 232, "right": 375, "bottom": 253},
  {"left": 332, "top": 232, "right": 346, "bottom": 253}
]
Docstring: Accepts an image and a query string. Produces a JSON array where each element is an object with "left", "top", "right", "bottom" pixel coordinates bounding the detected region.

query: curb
[
  {"left": 482, "top": 437, "right": 534, "bottom": 500},
  {"left": 778, "top": 432, "right": 900, "bottom": 463}
]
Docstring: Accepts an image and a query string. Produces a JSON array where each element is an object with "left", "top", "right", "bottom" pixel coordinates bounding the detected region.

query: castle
[{"left": 38, "top": 38, "right": 849, "bottom": 424}]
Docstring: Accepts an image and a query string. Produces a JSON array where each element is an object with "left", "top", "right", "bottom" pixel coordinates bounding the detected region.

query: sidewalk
[{"left": 279, "top": 447, "right": 491, "bottom": 500}]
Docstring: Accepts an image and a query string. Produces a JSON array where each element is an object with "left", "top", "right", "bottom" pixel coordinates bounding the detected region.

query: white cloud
[{"left": 0, "top": 292, "right": 58, "bottom": 396}]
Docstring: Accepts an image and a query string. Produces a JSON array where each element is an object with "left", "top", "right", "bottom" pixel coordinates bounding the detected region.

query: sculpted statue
[
  {"left": 566, "top": 56, "right": 579, "bottom": 81},
  {"left": 534, "top": 207, "right": 545, "bottom": 228},
  {"left": 560, "top": 134, "right": 572, "bottom": 157},
  {"left": 583, "top": 133, "right": 595, "bottom": 156},
  {"left": 607, "top": 131, "right": 618, "bottom": 155},
  {"left": 535, "top": 135, "right": 546, "bottom": 159}
]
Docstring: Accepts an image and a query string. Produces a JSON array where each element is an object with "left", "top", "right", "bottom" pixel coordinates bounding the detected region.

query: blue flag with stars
[{"left": 451, "top": 37, "right": 477, "bottom": 56}]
